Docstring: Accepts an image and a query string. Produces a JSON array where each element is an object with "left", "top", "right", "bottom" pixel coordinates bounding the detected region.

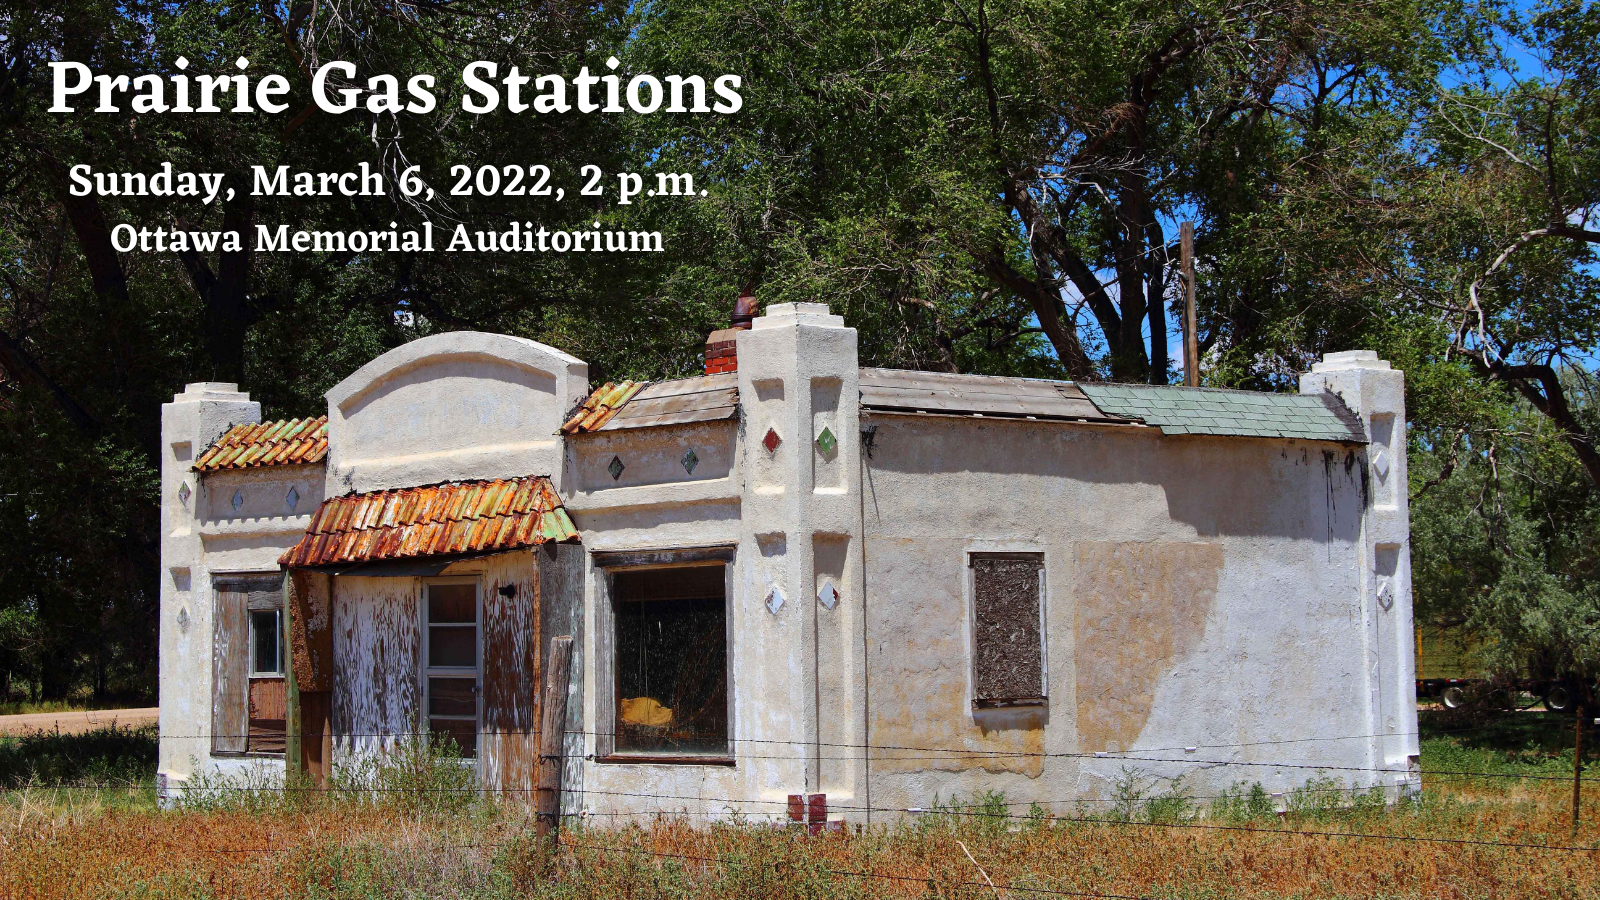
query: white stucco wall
[
  {"left": 323, "top": 331, "right": 588, "bottom": 495},
  {"left": 856, "top": 412, "right": 1398, "bottom": 816},
  {"left": 158, "top": 316, "right": 1415, "bottom": 823}
]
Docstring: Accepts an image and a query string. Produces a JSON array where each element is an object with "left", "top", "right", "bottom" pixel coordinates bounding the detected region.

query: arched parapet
[{"left": 324, "top": 332, "right": 588, "bottom": 494}]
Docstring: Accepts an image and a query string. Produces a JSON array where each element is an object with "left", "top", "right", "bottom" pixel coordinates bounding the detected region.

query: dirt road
[{"left": 0, "top": 708, "right": 158, "bottom": 737}]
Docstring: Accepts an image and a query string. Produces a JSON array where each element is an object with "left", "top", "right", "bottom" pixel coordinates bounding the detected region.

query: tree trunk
[
  {"left": 1470, "top": 355, "right": 1600, "bottom": 490},
  {"left": 178, "top": 172, "right": 257, "bottom": 383}
]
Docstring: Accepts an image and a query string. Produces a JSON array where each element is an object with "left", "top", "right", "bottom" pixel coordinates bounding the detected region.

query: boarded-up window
[
  {"left": 213, "top": 576, "right": 283, "bottom": 755},
  {"left": 611, "top": 565, "right": 728, "bottom": 756},
  {"left": 970, "top": 554, "right": 1045, "bottom": 707}
]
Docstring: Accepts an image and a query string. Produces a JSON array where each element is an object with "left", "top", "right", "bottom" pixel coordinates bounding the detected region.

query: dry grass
[
  {"left": 0, "top": 778, "right": 1595, "bottom": 900},
  {"left": 2, "top": 713, "right": 1596, "bottom": 900}
]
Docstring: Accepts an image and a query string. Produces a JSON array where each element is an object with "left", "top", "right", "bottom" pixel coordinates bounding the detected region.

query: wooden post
[
  {"left": 282, "top": 571, "right": 302, "bottom": 783},
  {"left": 1181, "top": 221, "right": 1199, "bottom": 388},
  {"left": 1575, "top": 701, "right": 1586, "bottom": 837},
  {"left": 536, "top": 635, "right": 574, "bottom": 839}
]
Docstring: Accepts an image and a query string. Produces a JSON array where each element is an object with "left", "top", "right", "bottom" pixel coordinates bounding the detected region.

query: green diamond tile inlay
[
  {"left": 816, "top": 426, "right": 837, "bottom": 455},
  {"left": 681, "top": 448, "right": 699, "bottom": 474},
  {"left": 608, "top": 455, "right": 625, "bottom": 480}
]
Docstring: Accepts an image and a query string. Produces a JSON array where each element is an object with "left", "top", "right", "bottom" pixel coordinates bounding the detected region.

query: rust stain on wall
[
  {"left": 332, "top": 576, "right": 420, "bottom": 755},
  {"left": 869, "top": 543, "right": 1045, "bottom": 778},
  {"left": 288, "top": 569, "right": 333, "bottom": 692},
  {"left": 1073, "top": 541, "right": 1221, "bottom": 754}
]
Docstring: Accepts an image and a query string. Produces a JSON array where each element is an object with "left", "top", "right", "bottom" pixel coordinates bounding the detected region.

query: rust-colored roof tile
[
  {"left": 561, "top": 380, "right": 648, "bottom": 434},
  {"left": 194, "top": 416, "right": 329, "bottom": 472},
  {"left": 278, "top": 475, "right": 578, "bottom": 568}
]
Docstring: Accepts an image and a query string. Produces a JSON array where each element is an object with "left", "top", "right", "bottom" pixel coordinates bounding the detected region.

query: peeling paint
[{"left": 332, "top": 576, "right": 420, "bottom": 758}]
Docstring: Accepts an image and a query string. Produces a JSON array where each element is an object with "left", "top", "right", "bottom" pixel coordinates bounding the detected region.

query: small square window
[
  {"left": 611, "top": 565, "right": 728, "bottom": 756},
  {"left": 250, "top": 610, "right": 282, "bottom": 675}
]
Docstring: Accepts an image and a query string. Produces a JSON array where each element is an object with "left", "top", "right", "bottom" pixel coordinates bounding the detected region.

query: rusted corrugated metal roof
[
  {"left": 562, "top": 374, "right": 738, "bottom": 434},
  {"left": 194, "top": 416, "right": 328, "bottom": 471},
  {"left": 279, "top": 476, "right": 578, "bottom": 568}
]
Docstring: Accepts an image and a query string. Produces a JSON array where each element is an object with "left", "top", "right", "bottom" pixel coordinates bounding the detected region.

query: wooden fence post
[{"left": 536, "top": 635, "right": 574, "bottom": 839}]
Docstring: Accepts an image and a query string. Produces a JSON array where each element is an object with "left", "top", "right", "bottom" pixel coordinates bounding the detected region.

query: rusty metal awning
[
  {"left": 194, "top": 416, "right": 328, "bottom": 471},
  {"left": 279, "top": 475, "right": 578, "bottom": 568}
]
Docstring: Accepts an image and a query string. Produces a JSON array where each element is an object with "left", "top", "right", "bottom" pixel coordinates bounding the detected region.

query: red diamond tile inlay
[{"left": 762, "top": 428, "right": 781, "bottom": 453}]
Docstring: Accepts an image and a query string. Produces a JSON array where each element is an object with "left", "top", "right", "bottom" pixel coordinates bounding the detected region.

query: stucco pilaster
[
  {"left": 735, "top": 303, "right": 866, "bottom": 819},
  {"left": 1301, "top": 351, "right": 1419, "bottom": 793}
]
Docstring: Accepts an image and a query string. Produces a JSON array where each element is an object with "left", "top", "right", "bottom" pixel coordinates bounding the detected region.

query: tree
[
  {"left": 1417, "top": 0, "right": 1600, "bottom": 488},
  {"left": 1409, "top": 371, "right": 1600, "bottom": 688},
  {"left": 629, "top": 0, "right": 1462, "bottom": 382}
]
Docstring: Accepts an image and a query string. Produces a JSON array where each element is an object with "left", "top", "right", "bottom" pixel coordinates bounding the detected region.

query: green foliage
[
  {"left": 0, "top": 723, "right": 157, "bottom": 788},
  {"left": 1409, "top": 376, "right": 1600, "bottom": 682},
  {"left": 331, "top": 735, "right": 481, "bottom": 816},
  {"left": 176, "top": 734, "right": 479, "bottom": 814},
  {"left": 1210, "top": 782, "right": 1278, "bottom": 823}
]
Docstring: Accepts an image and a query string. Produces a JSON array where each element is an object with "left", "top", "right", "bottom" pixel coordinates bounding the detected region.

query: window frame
[
  {"left": 420, "top": 577, "right": 482, "bottom": 760},
  {"left": 592, "top": 545, "right": 736, "bottom": 765},
  {"left": 966, "top": 550, "right": 1049, "bottom": 710},
  {"left": 248, "top": 608, "right": 284, "bottom": 676}
]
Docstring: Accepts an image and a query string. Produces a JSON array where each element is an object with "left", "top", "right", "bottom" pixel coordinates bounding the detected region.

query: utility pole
[{"left": 1181, "top": 221, "right": 1199, "bottom": 388}]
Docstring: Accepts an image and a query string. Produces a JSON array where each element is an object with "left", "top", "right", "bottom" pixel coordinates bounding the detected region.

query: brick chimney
[{"left": 704, "top": 292, "right": 758, "bottom": 375}]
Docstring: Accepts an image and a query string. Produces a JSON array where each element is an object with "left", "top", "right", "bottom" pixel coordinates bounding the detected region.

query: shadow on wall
[{"left": 862, "top": 417, "right": 1365, "bottom": 541}]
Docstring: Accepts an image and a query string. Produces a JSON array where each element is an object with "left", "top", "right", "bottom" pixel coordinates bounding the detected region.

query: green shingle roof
[{"left": 1078, "top": 384, "right": 1366, "bottom": 443}]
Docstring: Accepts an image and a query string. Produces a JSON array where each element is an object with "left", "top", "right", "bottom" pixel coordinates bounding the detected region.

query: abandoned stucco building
[{"left": 158, "top": 300, "right": 1419, "bottom": 822}]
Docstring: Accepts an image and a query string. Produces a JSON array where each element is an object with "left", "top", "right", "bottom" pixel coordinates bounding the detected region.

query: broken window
[
  {"left": 424, "top": 581, "right": 479, "bottom": 758},
  {"left": 611, "top": 565, "right": 728, "bottom": 756},
  {"left": 250, "top": 610, "right": 282, "bottom": 675},
  {"left": 970, "top": 553, "right": 1046, "bottom": 707}
]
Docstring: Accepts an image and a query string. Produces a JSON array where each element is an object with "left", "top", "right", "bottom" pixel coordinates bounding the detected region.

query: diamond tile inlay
[
  {"left": 762, "top": 428, "right": 781, "bottom": 454},
  {"left": 231, "top": 489, "right": 244, "bottom": 512},
  {"left": 765, "top": 585, "right": 786, "bottom": 614},
  {"left": 177, "top": 482, "right": 191, "bottom": 505},
  {"left": 681, "top": 448, "right": 699, "bottom": 474},
  {"left": 1371, "top": 448, "right": 1391, "bottom": 480},
  {"left": 818, "top": 580, "right": 839, "bottom": 610},
  {"left": 815, "top": 426, "right": 837, "bottom": 455},
  {"left": 285, "top": 485, "right": 301, "bottom": 511},
  {"left": 608, "top": 455, "right": 625, "bottom": 480}
]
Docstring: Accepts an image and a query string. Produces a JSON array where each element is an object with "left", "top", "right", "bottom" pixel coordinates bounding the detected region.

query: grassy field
[{"left": 0, "top": 711, "right": 1594, "bottom": 899}]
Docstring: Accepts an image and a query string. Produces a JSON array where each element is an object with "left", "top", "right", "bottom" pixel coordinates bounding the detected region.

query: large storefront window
[{"left": 611, "top": 565, "right": 728, "bottom": 756}]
